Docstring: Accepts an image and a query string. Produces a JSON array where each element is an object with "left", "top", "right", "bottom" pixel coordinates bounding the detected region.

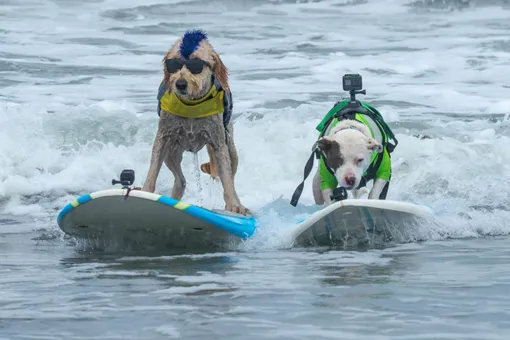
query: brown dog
[{"left": 142, "top": 30, "right": 250, "bottom": 216}]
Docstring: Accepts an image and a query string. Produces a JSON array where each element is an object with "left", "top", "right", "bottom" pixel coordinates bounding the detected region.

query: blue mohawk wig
[{"left": 179, "top": 29, "right": 208, "bottom": 60}]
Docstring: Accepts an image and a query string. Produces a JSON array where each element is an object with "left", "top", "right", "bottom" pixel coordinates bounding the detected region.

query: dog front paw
[
  {"left": 353, "top": 187, "right": 369, "bottom": 199},
  {"left": 225, "top": 202, "right": 252, "bottom": 216}
]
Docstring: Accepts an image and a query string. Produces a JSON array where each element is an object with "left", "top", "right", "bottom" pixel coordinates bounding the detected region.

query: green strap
[
  {"left": 316, "top": 100, "right": 350, "bottom": 133},
  {"left": 362, "top": 102, "right": 398, "bottom": 153}
]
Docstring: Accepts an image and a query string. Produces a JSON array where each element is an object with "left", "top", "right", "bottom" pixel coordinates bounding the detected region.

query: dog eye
[
  {"left": 165, "top": 59, "right": 184, "bottom": 73},
  {"left": 356, "top": 158, "right": 364, "bottom": 164},
  {"left": 185, "top": 59, "right": 207, "bottom": 74}
]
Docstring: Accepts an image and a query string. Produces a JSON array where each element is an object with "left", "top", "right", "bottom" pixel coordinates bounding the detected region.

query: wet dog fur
[
  {"left": 312, "top": 119, "right": 387, "bottom": 205},
  {"left": 142, "top": 30, "right": 250, "bottom": 215}
]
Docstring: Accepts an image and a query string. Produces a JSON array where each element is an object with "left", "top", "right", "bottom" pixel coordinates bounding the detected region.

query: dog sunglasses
[{"left": 165, "top": 58, "right": 208, "bottom": 74}]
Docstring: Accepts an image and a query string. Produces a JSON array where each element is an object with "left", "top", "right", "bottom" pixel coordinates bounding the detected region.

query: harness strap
[
  {"left": 290, "top": 147, "right": 334, "bottom": 207},
  {"left": 363, "top": 103, "right": 398, "bottom": 153},
  {"left": 216, "top": 77, "right": 233, "bottom": 128},
  {"left": 319, "top": 100, "right": 398, "bottom": 154},
  {"left": 157, "top": 80, "right": 167, "bottom": 115},
  {"left": 358, "top": 148, "right": 384, "bottom": 188}
]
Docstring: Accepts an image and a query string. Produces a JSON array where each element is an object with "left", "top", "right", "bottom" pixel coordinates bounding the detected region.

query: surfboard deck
[
  {"left": 286, "top": 199, "right": 434, "bottom": 248},
  {"left": 57, "top": 189, "right": 257, "bottom": 250}
]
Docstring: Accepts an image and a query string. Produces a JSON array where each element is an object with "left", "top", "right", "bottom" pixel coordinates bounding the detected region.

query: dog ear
[
  {"left": 211, "top": 50, "right": 229, "bottom": 91},
  {"left": 317, "top": 137, "right": 333, "bottom": 153},
  {"left": 161, "top": 53, "right": 171, "bottom": 85},
  {"left": 367, "top": 138, "right": 383, "bottom": 153}
]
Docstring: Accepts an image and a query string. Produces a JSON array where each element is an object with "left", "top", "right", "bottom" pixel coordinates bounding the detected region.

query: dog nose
[
  {"left": 345, "top": 175, "right": 356, "bottom": 187},
  {"left": 176, "top": 79, "right": 187, "bottom": 91}
]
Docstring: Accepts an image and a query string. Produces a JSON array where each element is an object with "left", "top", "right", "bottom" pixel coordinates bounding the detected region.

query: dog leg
[
  {"left": 164, "top": 148, "right": 186, "bottom": 200},
  {"left": 213, "top": 143, "right": 250, "bottom": 215},
  {"left": 201, "top": 124, "right": 238, "bottom": 180},
  {"left": 322, "top": 188, "right": 333, "bottom": 206},
  {"left": 368, "top": 179, "right": 388, "bottom": 200},
  {"left": 142, "top": 130, "right": 168, "bottom": 193},
  {"left": 312, "top": 170, "right": 325, "bottom": 205},
  {"left": 226, "top": 124, "right": 239, "bottom": 177}
]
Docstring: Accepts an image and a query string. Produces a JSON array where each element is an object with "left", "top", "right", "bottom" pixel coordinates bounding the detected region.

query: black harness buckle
[{"left": 331, "top": 187, "right": 348, "bottom": 202}]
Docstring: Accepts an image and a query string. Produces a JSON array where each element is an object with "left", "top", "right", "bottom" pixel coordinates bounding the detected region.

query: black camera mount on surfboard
[{"left": 112, "top": 169, "right": 135, "bottom": 189}]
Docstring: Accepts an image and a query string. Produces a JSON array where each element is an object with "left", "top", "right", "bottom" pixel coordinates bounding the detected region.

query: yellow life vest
[{"left": 159, "top": 84, "right": 225, "bottom": 119}]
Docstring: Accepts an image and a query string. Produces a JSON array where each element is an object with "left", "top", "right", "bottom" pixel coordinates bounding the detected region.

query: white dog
[{"left": 312, "top": 119, "right": 390, "bottom": 206}]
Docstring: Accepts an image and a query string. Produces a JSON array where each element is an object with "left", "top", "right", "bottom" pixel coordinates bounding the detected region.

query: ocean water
[{"left": 1, "top": 0, "right": 510, "bottom": 339}]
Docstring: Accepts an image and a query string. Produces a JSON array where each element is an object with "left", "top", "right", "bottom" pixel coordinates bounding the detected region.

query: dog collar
[{"left": 159, "top": 83, "right": 225, "bottom": 119}]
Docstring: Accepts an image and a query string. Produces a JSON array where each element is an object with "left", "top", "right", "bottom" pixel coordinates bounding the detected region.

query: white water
[{"left": 1, "top": 0, "right": 510, "bottom": 245}]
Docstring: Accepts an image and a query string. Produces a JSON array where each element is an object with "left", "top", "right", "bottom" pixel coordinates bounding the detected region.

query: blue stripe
[
  {"left": 185, "top": 206, "right": 257, "bottom": 239},
  {"left": 157, "top": 195, "right": 179, "bottom": 206},
  {"left": 78, "top": 194, "right": 92, "bottom": 205},
  {"left": 56, "top": 194, "right": 92, "bottom": 224},
  {"left": 156, "top": 196, "right": 257, "bottom": 239},
  {"left": 295, "top": 217, "right": 306, "bottom": 224},
  {"left": 57, "top": 203, "right": 74, "bottom": 224}
]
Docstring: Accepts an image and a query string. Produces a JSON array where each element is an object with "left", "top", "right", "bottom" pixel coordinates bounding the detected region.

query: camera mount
[{"left": 112, "top": 169, "right": 135, "bottom": 189}]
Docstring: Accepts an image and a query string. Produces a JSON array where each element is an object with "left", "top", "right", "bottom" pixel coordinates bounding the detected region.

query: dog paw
[
  {"left": 353, "top": 187, "right": 369, "bottom": 199},
  {"left": 225, "top": 203, "right": 252, "bottom": 216}
]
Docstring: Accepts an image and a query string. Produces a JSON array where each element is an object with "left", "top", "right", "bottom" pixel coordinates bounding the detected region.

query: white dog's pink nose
[{"left": 345, "top": 175, "right": 356, "bottom": 187}]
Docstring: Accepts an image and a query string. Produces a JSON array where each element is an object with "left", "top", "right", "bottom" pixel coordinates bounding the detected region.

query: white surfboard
[
  {"left": 285, "top": 199, "right": 434, "bottom": 248},
  {"left": 57, "top": 189, "right": 257, "bottom": 250}
]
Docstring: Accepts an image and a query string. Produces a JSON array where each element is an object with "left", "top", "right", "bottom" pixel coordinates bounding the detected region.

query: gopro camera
[
  {"left": 112, "top": 169, "right": 135, "bottom": 187},
  {"left": 342, "top": 74, "right": 363, "bottom": 92}
]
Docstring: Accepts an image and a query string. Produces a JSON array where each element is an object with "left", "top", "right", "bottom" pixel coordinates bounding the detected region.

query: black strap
[
  {"left": 378, "top": 181, "right": 390, "bottom": 200},
  {"left": 357, "top": 148, "right": 384, "bottom": 189},
  {"left": 221, "top": 87, "right": 233, "bottom": 128},
  {"left": 290, "top": 148, "right": 334, "bottom": 207},
  {"left": 123, "top": 187, "right": 133, "bottom": 200}
]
